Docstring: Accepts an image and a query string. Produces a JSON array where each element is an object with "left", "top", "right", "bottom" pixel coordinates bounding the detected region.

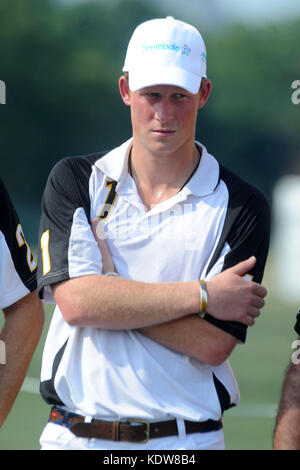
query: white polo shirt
[{"left": 37, "top": 138, "right": 270, "bottom": 422}]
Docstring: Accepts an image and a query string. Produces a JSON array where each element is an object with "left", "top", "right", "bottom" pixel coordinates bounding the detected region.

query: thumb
[{"left": 230, "top": 256, "right": 256, "bottom": 277}]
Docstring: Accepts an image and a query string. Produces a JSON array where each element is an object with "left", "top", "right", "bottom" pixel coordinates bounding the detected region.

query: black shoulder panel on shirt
[
  {"left": 43, "top": 151, "right": 108, "bottom": 222},
  {"left": 37, "top": 150, "right": 109, "bottom": 297},
  {"left": 206, "top": 166, "right": 270, "bottom": 279}
]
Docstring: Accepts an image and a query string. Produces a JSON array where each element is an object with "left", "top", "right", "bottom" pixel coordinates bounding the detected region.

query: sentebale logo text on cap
[{"left": 143, "top": 43, "right": 192, "bottom": 56}]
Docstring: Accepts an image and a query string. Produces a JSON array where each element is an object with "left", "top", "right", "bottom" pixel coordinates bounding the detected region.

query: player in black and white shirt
[
  {"left": 37, "top": 17, "right": 270, "bottom": 450},
  {"left": 0, "top": 178, "right": 44, "bottom": 427}
]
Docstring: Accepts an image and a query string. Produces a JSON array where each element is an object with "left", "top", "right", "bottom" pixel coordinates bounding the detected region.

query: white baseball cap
[{"left": 122, "top": 16, "right": 207, "bottom": 95}]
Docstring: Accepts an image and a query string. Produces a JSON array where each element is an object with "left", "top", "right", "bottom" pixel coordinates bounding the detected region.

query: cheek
[
  {"left": 177, "top": 105, "right": 198, "bottom": 129},
  {"left": 131, "top": 102, "right": 152, "bottom": 129}
]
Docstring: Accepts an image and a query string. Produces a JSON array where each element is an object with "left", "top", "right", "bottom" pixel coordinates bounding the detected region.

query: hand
[
  {"left": 91, "top": 218, "right": 116, "bottom": 274},
  {"left": 206, "top": 256, "right": 267, "bottom": 326}
]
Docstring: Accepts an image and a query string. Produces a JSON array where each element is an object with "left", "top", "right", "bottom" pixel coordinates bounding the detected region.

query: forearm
[
  {"left": 54, "top": 254, "right": 266, "bottom": 330},
  {"left": 274, "top": 362, "right": 300, "bottom": 449},
  {"left": 139, "top": 315, "right": 237, "bottom": 366},
  {"left": 0, "top": 291, "right": 44, "bottom": 427},
  {"left": 53, "top": 275, "right": 200, "bottom": 329}
]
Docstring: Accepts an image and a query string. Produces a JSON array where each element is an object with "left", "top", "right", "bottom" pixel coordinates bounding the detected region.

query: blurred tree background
[{"left": 0, "top": 0, "right": 299, "bottom": 244}]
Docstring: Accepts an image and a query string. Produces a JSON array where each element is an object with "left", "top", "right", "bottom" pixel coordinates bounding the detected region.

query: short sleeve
[
  {"left": 203, "top": 168, "right": 271, "bottom": 343},
  {"left": 37, "top": 157, "right": 103, "bottom": 302}
]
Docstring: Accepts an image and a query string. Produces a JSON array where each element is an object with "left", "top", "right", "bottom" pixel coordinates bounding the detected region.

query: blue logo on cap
[{"left": 181, "top": 44, "right": 191, "bottom": 56}]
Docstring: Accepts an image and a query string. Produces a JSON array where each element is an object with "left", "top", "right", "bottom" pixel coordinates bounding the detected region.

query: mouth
[{"left": 152, "top": 129, "right": 176, "bottom": 136}]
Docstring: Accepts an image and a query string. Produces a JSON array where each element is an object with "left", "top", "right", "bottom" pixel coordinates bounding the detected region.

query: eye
[
  {"left": 173, "top": 93, "right": 187, "bottom": 100},
  {"left": 144, "top": 92, "right": 160, "bottom": 99}
]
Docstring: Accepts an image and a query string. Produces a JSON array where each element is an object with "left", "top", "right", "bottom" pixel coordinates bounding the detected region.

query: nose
[{"left": 154, "top": 96, "right": 173, "bottom": 125}]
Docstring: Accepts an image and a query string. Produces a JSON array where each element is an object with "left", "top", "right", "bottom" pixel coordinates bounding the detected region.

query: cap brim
[{"left": 126, "top": 65, "right": 204, "bottom": 95}]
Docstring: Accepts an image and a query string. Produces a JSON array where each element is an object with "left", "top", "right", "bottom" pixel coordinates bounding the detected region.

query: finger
[
  {"left": 247, "top": 306, "right": 261, "bottom": 319},
  {"left": 240, "top": 313, "right": 255, "bottom": 327},
  {"left": 229, "top": 256, "right": 256, "bottom": 277},
  {"left": 246, "top": 314, "right": 255, "bottom": 326},
  {"left": 252, "top": 283, "right": 267, "bottom": 298},
  {"left": 251, "top": 297, "right": 265, "bottom": 309}
]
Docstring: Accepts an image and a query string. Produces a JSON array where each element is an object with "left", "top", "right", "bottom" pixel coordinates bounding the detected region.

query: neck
[{"left": 129, "top": 141, "right": 201, "bottom": 209}]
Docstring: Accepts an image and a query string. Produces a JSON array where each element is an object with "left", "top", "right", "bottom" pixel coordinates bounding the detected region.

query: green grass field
[{"left": 0, "top": 251, "right": 298, "bottom": 450}]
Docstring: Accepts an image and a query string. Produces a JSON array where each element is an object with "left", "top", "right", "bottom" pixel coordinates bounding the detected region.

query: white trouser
[{"left": 40, "top": 419, "right": 225, "bottom": 450}]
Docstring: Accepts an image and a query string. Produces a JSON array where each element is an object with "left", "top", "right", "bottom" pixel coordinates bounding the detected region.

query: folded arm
[
  {"left": 52, "top": 220, "right": 266, "bottom": 366},
  {"left": 139, "top": 315, "right": 238, "bottom": 366},
  {"left": 53, "top": 274, "right": 241, "bottom": 365}
]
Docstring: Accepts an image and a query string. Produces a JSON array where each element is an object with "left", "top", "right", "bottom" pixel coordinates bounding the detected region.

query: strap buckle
[{"left": 126, "top": 418, "right": 150, "bottom": 443}]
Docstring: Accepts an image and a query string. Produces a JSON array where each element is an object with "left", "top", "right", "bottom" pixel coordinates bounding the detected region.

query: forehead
[{"left": 136, "top": 84, "right": 194, "bottom": 95}]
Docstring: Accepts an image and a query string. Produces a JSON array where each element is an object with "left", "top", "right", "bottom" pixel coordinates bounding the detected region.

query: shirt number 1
[{"left": 40, "top": 229, "right": 51, "bottom": 275}]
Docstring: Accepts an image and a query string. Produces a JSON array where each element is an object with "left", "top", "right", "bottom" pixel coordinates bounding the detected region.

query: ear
[
  {"left": 119, "top": 76, "right": 131, "bottom": 106},
  {"left": 197, "top": 79, "right": 212, "bottom": 110}
]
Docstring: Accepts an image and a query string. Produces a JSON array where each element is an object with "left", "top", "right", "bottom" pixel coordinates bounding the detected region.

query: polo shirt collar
[
  {"left": 95, "top": 138, "right": 220, "bottom": 198},
  {"left": 184, "top": 141, "right": 220, "bottom": 197},
  {"left": 94, "top": 138, "right": 133, "bottom": 185}
]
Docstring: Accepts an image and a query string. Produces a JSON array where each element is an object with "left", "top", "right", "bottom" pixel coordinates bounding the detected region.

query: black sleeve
[
  {"left": 0, "top": 178, "right": 37, "bottom": 308},
  {"left": 36, "top": 155, "right": 102, "bottom": 301},
  {"left": 203, "top": 168, "right": 271, "bottom": 343}
]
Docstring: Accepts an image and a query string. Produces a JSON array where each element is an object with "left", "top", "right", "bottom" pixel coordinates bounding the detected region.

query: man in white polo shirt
[{"left": 37, "top": 17, "right": 270, "bottom": 450}]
